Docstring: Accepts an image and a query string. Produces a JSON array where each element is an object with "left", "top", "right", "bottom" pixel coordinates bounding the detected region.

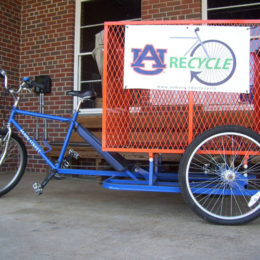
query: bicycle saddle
[{"left": 66, "top": 90, "right": 97, "bottom": 100}]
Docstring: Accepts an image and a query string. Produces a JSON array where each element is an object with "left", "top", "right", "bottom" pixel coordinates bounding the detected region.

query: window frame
[
  {"left": 202, "top": 1, "right": 260, "bottom": 20},
  {"left": 74, "top": 0, "right": 102, "bottom": 115},
  {"left": 201, "top": 0, "right": 207, "bottom": 19},
  {"left": 74, "top": 0, "right": 141, "bottom": 115}
]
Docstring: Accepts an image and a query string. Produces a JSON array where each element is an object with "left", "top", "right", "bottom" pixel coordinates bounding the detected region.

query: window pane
[
  {"left": 208, "top": 0, "right": 260, "bottom": 9},
  {"left": 81, "top": 82, "right": 102, "bottom": 109},
  {"left": 81, "top": 55, "right": 101, "bottom": 81},
  {"left": 81, "top": 0, "right": 141, "bottom": 26},
  {"left": 208, "top": 5, "right": 260, "bottom": 19},
  {"left": 80, "top": 25, "right": 103, "bottom": 53},
  {"left": 78, "top": 0, "right": 141, "bottom": 112}
]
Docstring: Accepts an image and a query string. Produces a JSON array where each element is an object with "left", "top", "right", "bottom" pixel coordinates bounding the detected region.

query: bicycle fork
[{"left": 0, "top": 125, "right": 12, "bottom": 166}]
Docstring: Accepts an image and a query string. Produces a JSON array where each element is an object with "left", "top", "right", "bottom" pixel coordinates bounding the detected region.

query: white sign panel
[{"left": 124, "top": 25, "right": 250, "bottom": 93}]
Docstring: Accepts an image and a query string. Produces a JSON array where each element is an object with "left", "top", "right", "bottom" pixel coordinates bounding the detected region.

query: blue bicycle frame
[
  {"left": 6, "top": 101, "right": 185, "bottom": 193},
  {"left": 10, "top": 106, "right": 255, "bottom": 196},
  {"left": 9, "top": 106, "right": 130, "bottom": 176}
]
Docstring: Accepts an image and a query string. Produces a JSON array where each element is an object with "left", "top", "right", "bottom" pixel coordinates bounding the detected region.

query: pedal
[
  {"left": 60, "top": 150, "right": 80, "bottom": 170},
  {"left": 32, "top": 182, "right": 43, "bottom": 195},
  {"left": 63, "top": 159, "right": 70, "bottom": 168},
  {"left": 69, "top": 149, "right": 80, "bottom": 160}
]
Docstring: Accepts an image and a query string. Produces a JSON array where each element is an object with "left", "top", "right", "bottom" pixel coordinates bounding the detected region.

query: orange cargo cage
[{"left": 102, "top": 20, "right": 260, "bottom": 154}]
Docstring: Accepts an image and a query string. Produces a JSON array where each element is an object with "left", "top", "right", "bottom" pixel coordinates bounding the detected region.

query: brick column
[
  {"left": 0, "top": 0, "right": 21, "bottom": 126},
  {"left": 142, "top": 0, "right": 201, "bottom": 20},
  {"left": 19, "top": 0, "right": 75, "bottom": 173}
]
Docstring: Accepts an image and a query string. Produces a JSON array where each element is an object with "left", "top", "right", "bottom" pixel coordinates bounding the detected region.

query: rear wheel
[
  {"left": 179, "top": 125, "right": 260, "bottom": 225},
  {"left": 0, "top": 129, "right": 27, "bottom": 196}
]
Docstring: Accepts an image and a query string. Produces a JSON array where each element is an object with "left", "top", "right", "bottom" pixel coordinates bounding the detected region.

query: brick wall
[
  {"left": 0, "top": 0, "right": 21, "bottom": 127},
  {"left": 1, "top": 0, "right": 202, "bottom": 173},
  {"left": 18, "top": 0, "right": 75, "bottom": 173},
  {"left": 142, "top": 0, "right": 201, "bottom": 20}
]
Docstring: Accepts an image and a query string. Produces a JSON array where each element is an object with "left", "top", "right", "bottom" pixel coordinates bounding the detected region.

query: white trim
[
  {"left": 78, "top": 52, "right": 92, "bottom": 56},
  {"left": 79, "top": 108, "right": 102, "bottom": 115},
  {"left": 201, "top": 0, "right": 207, "bottom": 20},
  {"left": 81, "top": 79, "right": 102, "bottom": 84},
  {"left": 208, "top": 2, "right": 260, "bottom": 11},
  {"left": 73, "top": 0, "right": 104, "bottom": 115},
  {"left": 81, "top": 23, "right": 104, "bottom": 29},
  {"left": 73, "top": 0, "right": 82, "bottom": 112}
]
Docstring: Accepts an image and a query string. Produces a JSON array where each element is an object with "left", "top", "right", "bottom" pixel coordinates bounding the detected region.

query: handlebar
[
  {"left": 0, "top": 69, "right": 8, "bottom": 90},
  {"left": 0, "top": 69, "right": 44, "bottom": 94},
  {"left": 0, "top": 69, "right": 6, "bottom": 78}
]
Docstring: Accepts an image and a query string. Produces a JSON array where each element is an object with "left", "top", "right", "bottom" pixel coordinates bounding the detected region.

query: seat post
[{"left": 76, "top": 98, "right": 83, "bottom": 112}]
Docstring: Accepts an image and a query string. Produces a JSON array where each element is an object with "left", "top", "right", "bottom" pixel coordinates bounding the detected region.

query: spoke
[
  {"left": 210, "top": 183, "right": 228, "bottom": 215},
  {"left": 195, "top": 180, "right": 224, "bottom": 204},
  {"left": 193, "top": 153, "right": 220, "bottom": 168},
  {"left": 247, "top": 180, "right": 260, "bottom": 191},
  {"left": 219, "top": 184, "right": 227, "bottom": 216},
  {"left": 244, "top": 161, "right": 260, "bottom": 174},
  {"left": 231, "top": 188, "right": 243, "bottom": 216},
  {"left": 221, "top": 135, "right": 228, "bottom": 166},
  {"left": 191, "top": 177, "right": 220, "bottom": 191},
  {"left": 232, "top": 182, "right": 250, "bottom": 206}
]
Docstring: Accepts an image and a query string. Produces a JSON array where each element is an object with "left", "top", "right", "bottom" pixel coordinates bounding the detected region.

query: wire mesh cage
[{"left": 102, "top": 20, "right": 260, "bottom": 154}]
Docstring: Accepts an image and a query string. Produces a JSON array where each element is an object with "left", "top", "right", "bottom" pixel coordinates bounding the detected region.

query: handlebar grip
[
  {"left": 22, "top": 76, "right": 30, "bottom": 82},
  {"left": 0, "top": 69, "right": 6, "bottom": 78},
  {"left": 21, "top": 77, "right": 33, "bottom": 89}
]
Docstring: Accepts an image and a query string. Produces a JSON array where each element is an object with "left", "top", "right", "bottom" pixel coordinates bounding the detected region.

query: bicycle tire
[
  {"left": 190, "top": 40, "right": 236, "bottom": 86},
  {"left": 0, "top": 129, "right": 27, "bottom": 196},
  {"left": 179, "top": 125, "right": 260, "bottom": 225}
]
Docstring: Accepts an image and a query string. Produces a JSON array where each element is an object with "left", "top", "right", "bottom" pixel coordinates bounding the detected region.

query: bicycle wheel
[
  {"left": 0, "top": 129, "right": 27, "bottom": 196},
  {"left": 190, "top": 40, "right": 236, "bottom": 86},
  {"left": 179, "top": 125, "right": 260, "bottom": 225}
]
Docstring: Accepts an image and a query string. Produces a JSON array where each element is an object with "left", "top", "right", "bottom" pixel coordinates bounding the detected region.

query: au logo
[{"left": 131, "top": 45, "right": 167, "bottom": 75}]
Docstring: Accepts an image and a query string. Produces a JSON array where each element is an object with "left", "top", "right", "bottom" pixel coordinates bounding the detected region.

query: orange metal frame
[{"left": 102, "top": 20, "right": 260, "bottom": 155}]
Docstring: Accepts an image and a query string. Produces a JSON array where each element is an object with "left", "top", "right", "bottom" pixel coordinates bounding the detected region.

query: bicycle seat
[{"left": 66, "top": 90, "right": 97, "bottom": 100}]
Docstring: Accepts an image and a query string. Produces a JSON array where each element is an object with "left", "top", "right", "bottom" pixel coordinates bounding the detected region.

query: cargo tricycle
[{"left": 0, "top": 20, "right": 260, "bottom": 225}]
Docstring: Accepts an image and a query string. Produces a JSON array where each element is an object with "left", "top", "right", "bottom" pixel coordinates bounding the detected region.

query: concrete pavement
[{"left": 0, "top": 173, "right": 259, "bottom": 260}]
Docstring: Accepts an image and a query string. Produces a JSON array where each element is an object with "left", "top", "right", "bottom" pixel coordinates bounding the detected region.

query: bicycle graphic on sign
[{"left": 170, "top": 27, "right": 237, "bottom": 87}]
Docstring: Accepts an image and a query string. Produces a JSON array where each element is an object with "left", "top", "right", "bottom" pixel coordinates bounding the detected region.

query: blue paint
[{"left": 5, "top": 106, "right": 258, "bottom": 196}]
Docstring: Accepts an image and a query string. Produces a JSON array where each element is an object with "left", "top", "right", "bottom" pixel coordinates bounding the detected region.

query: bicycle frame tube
[
  {"left": 8, "top": 106, "right": 78, "bottom": 170},
  {"left": 194, "top": 29, "right": 209, "bottom": 58},
  {"left": 7, "top": 106, "right": 128, "bottom": 176},
  {"left": 4, "top": 104, "right": 184, "bottom": 192},
  {"left": 171, "top": 28, "right": 210, "bottom": 58}
]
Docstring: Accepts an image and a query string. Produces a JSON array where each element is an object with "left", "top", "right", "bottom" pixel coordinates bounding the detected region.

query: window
[
  {"left": 74, "top": 0, "right": 141, "bottom": 114},
  {"left": 202, "top": 0, "right": 260, "bottom": 19}
]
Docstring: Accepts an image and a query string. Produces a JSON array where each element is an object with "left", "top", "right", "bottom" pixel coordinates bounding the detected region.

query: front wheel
[
  {"left": 0, "top": 129, "right": 27, "bottom": 196},
  {"left": 179, "top": 125, "right": 260, "bottom": 225}
]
